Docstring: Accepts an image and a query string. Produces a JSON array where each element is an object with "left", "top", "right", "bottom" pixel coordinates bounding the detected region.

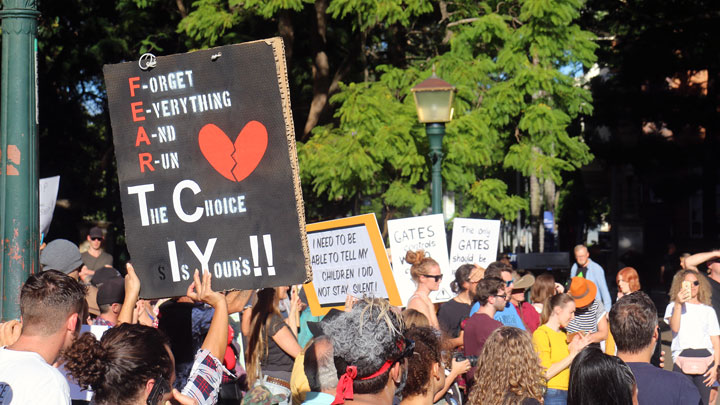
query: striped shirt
[{"left": 566, "top": 299, "right": 605, "bottom": 334}]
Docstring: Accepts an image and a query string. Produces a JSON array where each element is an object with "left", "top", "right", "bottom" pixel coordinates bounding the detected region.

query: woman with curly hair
[
  {"left": 62, "top": 269, "right": 229, "bottom": 405},
  {"left": 405, "top": 250, "right": 442, "bottom": 329},
  {"left": 468, "top": 326, "right": 545, "bottom": 405},
  {"left": 246, "top": 286, "right": 302, "bottom": 404},
  {"left": 400, "top": 326, "right": 446, "bottom": 405},
  {"left": 664, "top": 269, "right": 720, "bottom": 404}
]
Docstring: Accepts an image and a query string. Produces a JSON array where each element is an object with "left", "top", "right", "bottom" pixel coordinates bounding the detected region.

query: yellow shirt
[
  {"left": 290, "top": 350, "right": 310, "bottom": 405},
  {"left": 533, "top": 324, "right": 570, "bottom": 390}
]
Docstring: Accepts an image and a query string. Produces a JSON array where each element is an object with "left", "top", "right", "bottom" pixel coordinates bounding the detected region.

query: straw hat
[
  {"left": 568, "top": 277, "right": 597, "bottom": 308},
  {"left": 513, "top": 273, "right": 535, "bottom": 290}
]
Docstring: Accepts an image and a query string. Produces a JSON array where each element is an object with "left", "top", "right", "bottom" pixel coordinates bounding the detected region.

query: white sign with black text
[
  {"left": 449, "top": 218, "right": 501, "bottom": 270},
  {"left": 387, "top": 214, "right": 452, "bottom": 305}
]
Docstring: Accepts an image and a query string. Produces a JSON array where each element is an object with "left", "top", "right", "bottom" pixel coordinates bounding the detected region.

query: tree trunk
[
  {"left": 277, "top": 10, "right": 294, "bottom": 66},
  {"left": 303, "top": 0, "right": 330, "bottom": 138},
  {"left": 530, "top": 174, "right": 541, "bottom": 252}
]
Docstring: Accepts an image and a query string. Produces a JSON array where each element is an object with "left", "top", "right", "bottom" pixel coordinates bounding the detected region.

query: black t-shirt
[
  {"left": 261, "top": 313, "right": 296, "bottom": 373},
  {"left": 437, "top": 299, "right": 471, "bottom": 338},
  {"left": 706, "top": 275, "right": 720, "bottom": 326}
]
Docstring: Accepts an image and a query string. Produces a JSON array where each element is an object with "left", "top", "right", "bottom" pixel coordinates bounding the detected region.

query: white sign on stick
[
  {"left": 449, "top": 218, "right": 501, "bottom": 270},
  {"left": 39, "top": 176, "right": 60, "bottom": 237},
  {"left": 387, "top": 214, "right": 452, "bottom": 305}
]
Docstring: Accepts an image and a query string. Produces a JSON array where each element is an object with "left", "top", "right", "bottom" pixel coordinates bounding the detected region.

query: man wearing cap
[
  {"left": 570, "top": 245, "right": 612, "bottom": 310},
  {"left": 509, "top": 272, "right": 540, "bottom": 333},
  {"left": 41, "top": 239, "right": 103, "bottom": 318},
  {"left": 0, "top": 270, "right": 87, "bottom": 404},
  {"left": 322, "top": 298, "right": 409, "bottom": 405},
  {"left": 40, "top": 239, "right": 84, "bottom": 278},
  {"left": 81, "top": 226, "right": 113, "bottom": 278},
  {"left": 566, "top": 277, "right": 608, "bottom": 344},
  {"left": 93, "top": 277, "right": 125, "bottom": 327}
]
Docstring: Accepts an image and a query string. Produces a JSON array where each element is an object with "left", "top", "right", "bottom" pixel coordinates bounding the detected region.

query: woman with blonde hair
[
  {"left": 246, "top": 287, "right": 302, "bottom": 404},
  {"left": 664, "top": 269, "right": 720, "bottom": 404},
  {"left": 469, "top": 326, "right": 546, "bottom": 405},
  {"left": 402, "top": 308, "right": 431, "bottom": 328},
  {"left": 532, "top": 294, "right": 592, "bottom": 404},
  {"left": 405, "top": 249, "right": 442, "bottom": 329}
]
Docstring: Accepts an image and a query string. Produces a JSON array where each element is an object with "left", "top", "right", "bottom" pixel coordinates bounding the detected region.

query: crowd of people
[{"left": 1, "top": 228, "right": 720, "bottom": 405}]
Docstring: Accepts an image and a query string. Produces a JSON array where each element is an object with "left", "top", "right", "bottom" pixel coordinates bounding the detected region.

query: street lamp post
[
  {"left": 0, "top": 0, "right": 40, "bottom": 320},
  {"left": 411, "top": 71, "right": 455, "bottom": 215}
]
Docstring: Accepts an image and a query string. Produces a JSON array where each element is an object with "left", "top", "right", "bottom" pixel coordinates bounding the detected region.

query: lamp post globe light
[{"left": 411, "top": 71, "right": 455, "bottom": 215}]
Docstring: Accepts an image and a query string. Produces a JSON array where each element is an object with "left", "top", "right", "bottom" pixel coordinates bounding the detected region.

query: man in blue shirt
[
  {"left": 571, "top": 245, "right": 612, "bottom": 309},
  {"left": 469, "top": 262, "right": 526, "bottom": 331}
]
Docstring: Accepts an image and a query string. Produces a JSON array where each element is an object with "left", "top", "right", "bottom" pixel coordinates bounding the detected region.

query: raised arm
[
  {"left": 684, "top": 250, "right": 720, "bottom": 271},
  {"left": 186, "top": 270, "right": 228, "bottom": 361},
  {"left": 118, "top": 263, "right": 141, "bottom": 325}
]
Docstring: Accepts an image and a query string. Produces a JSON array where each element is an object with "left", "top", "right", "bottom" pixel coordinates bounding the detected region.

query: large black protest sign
[{"left": 104, "top": 38, "right": 310, "bottom": 298}]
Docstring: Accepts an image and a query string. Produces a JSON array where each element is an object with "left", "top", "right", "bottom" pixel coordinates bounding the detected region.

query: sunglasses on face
[
  {"left": 690, "top": 280, "right": 700, "bottom": 286},
  {"left": 505, "top": 280, "right": 513, "bottom": 287},
  {"left": 494, "top": 294, "right": 507, "bottom": 299},
  {"left": 424, "top": 274, "right": 443, "bottom": 282},
  {"left": 91, "top": 237, "right": 103, "bottom": 241}
]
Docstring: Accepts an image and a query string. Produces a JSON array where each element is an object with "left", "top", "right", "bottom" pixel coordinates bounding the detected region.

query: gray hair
[
  {"left": 304, "top": 336, "right": 339, "bottom": 392},
  {"left": 323, "top": 298, "right": 405, "bottom": 394}
]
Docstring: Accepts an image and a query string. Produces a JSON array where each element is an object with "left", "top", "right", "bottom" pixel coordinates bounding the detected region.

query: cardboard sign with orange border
[{"left": 304, "top": 214, "right": 401, "bottom": 316}]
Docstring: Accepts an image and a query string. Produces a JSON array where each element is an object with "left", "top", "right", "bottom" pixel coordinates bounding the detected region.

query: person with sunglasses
[
  {"left": 665, "top": 269, "right": 720, "bottom": 404},
  {"left": 80, "top": 226, "right": 113, "bottom": 283},
  {"left": 405, "top": 250, "right": 442, "bottom": 330},
  {"left": 463, "top": 277, "right": 506, "bottom": 386},
  {"left": 469, "top": 262, "right": 527, "bottom": 331}
]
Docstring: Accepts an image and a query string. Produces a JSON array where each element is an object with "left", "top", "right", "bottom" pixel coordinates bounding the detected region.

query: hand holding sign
[{"left": 186, "top": 269, "right": 224, "bottom": 308}]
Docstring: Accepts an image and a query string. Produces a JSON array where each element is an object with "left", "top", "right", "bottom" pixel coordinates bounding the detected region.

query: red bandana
[{"left": 331, "top": 360, "right": 395, "bottom": 405}]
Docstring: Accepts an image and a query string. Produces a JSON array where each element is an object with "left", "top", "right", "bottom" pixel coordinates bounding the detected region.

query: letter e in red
[{"left": 131, "top": 102, "right": 145, "bottom": 122}]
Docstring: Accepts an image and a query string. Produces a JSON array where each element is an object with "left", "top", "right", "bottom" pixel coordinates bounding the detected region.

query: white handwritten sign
[
  {"left": 304, "top": 214, "right": 400, "bottom": 315},
  {"left": 39, "top": 176, "right": 60, "bottom": 237},
  {"left": 387, "top": 214, "right": 452, "bottom": 305},
  {"left": 449, "top": 218, "right": 501, "bottom": 270}
]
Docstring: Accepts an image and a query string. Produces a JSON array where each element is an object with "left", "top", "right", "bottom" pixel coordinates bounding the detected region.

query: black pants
[{"left": 672, "top": 348, "right": 714, "bottom": 405}]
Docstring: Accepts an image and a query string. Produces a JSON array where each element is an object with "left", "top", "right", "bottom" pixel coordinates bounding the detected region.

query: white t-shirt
[
  {"left": 0, "top": 347, "right": 70, "bottom": 405},
  {"left": 664, "top": 302, "right": 720, "bottom": 361}
]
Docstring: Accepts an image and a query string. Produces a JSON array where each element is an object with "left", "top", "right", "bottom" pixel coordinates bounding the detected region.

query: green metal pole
[
  {"left": 0, "top": 0, "right": 40, "bottom": 321},
  {"left": 426, "top": 123, "right": 445, "bottom": 215}
]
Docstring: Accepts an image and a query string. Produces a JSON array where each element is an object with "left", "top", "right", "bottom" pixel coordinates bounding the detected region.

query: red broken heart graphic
[{"left": 198, "top": 121, "right": 268, "bottom": 182}]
